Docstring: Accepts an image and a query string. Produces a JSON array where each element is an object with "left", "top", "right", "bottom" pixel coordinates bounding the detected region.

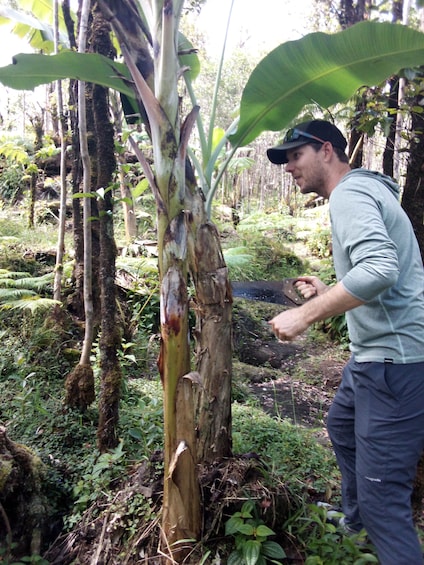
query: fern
[
  {"left": 0, "top": 269, "right": 57, "bottom": 313},
  {"left": 1, "top": 296, "right": 60, "bottom": 312},
  {"left": 0, "top": 141, "right": 30, "bottom": 165},
  {"left": 0, "top": 288, "right": 36, "bottom": 300},
  {"left": 0, "top": 269, "right": 31, "bottom": 277},
  {"left": 223, "top": 246, "right": 254, "bottom": 267},
  {"left": 0, "top": 272, "right": 53, "bottom": 291}
]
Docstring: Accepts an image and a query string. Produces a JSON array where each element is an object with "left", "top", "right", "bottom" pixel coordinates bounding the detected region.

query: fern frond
[
  {"left": 0, "top": 288, "right": 36, "bottom": 301},
  {"left": 0, "top": 278, "right": 28, "bottom": 288},
  {"left": 17, "top": 272, "right": 54, "bottom": 291},
  {"left": 223, "top": 247, "right": 254, "bottom": 267},
  {"left": 0, "top": 141, "right": 29, "bottom": 164},
  {"left": 0, "top": 270, "right": 32, "bottom": 279},
  {"left": 0, "top": 272, "right": 54, "bottom": 291},
  {"left": 1, "top": 296, "right": 61, "bottom": 313}
]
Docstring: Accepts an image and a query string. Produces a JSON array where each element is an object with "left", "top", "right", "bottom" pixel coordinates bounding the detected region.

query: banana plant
[{"left": 1, "top": 20, "right": 424, "bottom": 203}]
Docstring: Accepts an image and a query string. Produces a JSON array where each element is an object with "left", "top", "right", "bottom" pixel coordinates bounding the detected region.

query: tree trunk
[
  {"left": 89, "top": 5, "right": 122, "bottom": 452},
  {"left": 0, "top": 427, "right": 48, "bottom": 558},
  {"left": 53, "top": 0, "right": 68, "bottom": 304},
  {"left": 337, "top": 0, "right": 368, "bottom": 168},
  {"left": 61, "top": 0, "right": 86, "bottom": 318},
  {"left": 382, "top": 1, "right": 403, "bottom": 178},
  {"left": 382, "top": 76, "right": 398, "bottom": 178},
  {"left": 402, "top": 98, "right": 424, "bottom": 260},
  {"left": 27, "top": 171, "right": 37, "bottom": 229},
  {"left": 65, "top": 0, "right": 95, "bottom": 411}
]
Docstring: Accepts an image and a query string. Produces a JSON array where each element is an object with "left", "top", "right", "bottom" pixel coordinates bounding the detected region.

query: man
[{"left": 267, "top": 119, "right": 424, "bottom": 565}]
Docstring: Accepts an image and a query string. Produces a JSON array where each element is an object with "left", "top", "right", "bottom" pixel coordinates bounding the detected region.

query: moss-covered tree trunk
[
  {"left": 64, "top": 0, "right": 96, "bottom": 411},
  {"left": 0, "top": 427, "right": 48, "bottom": 558},
  {"left": 402, "top": 87, "right": 424, "bottom": 518},
  {"left": 89, "top": 5, "right": 122, "bottom": 452}
]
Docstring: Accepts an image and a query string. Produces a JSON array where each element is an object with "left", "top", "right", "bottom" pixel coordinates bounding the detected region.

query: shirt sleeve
[{"left": 330, "top": 183, "right": 399, "bottom": 302}]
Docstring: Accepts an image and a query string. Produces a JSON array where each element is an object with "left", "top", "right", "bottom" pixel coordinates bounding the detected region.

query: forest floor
[
  {"left": 232, "top": 297, "right": 349, "bottom": 436},
  {"left": 44, "top": 297, "right": 351, "bottom": 565}
]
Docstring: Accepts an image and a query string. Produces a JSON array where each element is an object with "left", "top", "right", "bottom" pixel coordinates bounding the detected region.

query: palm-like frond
[
  {"left": 1, "top": 296, "right": 61, "bottom": 312},
  {"left": 0, "top": 270, "right": 31, "bottom": 278},
  {"left": 0, "top": 269, "right": 56, "bottom": 313},
  {"left": 0, "top": 288, "right": 36, "bottom": 300},
  {"left": 0, "top": 272, "right": 53, "bottom": 291}
]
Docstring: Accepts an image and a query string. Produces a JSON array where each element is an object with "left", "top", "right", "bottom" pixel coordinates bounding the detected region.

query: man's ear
[{"left": 322, "top": 141, "right": 334, "bottom": 161}]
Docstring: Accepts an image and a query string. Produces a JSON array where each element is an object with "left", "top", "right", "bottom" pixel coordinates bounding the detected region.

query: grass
[{"left": 232, "top": 403, "right": 340, "bottom": 500}]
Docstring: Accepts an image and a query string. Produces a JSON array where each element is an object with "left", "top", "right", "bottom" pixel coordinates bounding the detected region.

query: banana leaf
[{"left": 230, "top": 21, "right": 424, "bottom": 147}]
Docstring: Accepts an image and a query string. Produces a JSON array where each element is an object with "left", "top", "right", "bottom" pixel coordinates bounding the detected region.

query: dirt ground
[{"left": 232, "top": 298, "right": 349, "bottom": 431}]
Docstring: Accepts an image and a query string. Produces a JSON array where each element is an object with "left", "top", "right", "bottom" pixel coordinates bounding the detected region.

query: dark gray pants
[{"left": 327, "top": 357, "right": 424, "bottom": 565}]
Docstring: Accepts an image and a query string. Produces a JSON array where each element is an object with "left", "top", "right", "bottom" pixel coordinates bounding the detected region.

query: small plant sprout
[{"left": 225, "top": 500, "right": 286, "bottom": 565}]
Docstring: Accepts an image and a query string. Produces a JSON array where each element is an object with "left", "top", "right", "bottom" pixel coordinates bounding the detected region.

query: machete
[{"left": 231, "top": 278, "right": 305, "bottom": 307}]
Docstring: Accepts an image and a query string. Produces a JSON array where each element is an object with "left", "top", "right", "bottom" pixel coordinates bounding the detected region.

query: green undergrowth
[
  {"left": 232, "top": 403, "right": 340, "bottom": 500},
  {"left": 0, "top": 205, "right": 353, "bottom": 562}
]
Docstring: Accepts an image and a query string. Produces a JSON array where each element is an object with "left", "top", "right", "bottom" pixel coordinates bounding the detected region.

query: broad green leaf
[
  {"left": 0, "top": 51, "right": 134, "bottom": 97},
  {"left": 178, "top": 32, "right": 200, "bottom": 81},
  {"left": 241, "top": 500, "right": 255, "bottom": 518},
  {"left": 353, "top": 555, "right": 379, "bottom": 564},
  {"left": 242, "top": 539, "right": 261, "bottom": 565},
  {"left": 240, "top": 500, "right": 255, "bottom": 516},
  {"left": 227, "top": 550, "right": 244, "bottom": 565},
  {"left": 132, "top": 179, "right": 150, "bottom": 198},
  {"left": 225, "top": 516, "right": 244, "bottom": 535},
  {"left": 212, "top": 126, "right": 225, "bottom": 153},
  {"left": 0, "top": 1, "right": 72, "bottom": 52},
  {"left": 238, "top": 523, "right": 255, "bottom": 536},
  {"left": 230, "top": 21, "right": 424, "bottom": 147},
  {"left": 261, "top": 540, "right": 286, "bottom": 559},
  {"left": 255, "top": 524, "right": 276, "bottom": 537}
]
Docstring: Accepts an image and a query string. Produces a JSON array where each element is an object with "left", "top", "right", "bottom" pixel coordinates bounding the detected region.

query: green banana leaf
[
  {"left": 229, "top": 21, "right": 424, "bottom": 147},
  {"left": 0, "top": 0, "right": 73, "bottom": 52},
  {"left": 0, "top": 50, "right": 135, "bottom": 96},
  {"left": 0, "top": 35, "right": 198, "bottom": 96}
]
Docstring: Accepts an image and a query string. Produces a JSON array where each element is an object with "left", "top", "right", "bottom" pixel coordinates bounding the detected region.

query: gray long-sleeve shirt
[{"left": 329, "top": 169, "right": 424, "bottom": 363}]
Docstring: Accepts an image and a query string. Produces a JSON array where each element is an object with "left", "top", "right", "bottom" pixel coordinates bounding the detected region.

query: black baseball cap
[{"left": 267, "top": 120, "right": 348, "bottom": 164}]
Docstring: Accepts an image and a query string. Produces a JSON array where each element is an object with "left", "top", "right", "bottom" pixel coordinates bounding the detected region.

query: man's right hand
[{"left": 295, "top": 276, "right": 329, "bottom": 299}]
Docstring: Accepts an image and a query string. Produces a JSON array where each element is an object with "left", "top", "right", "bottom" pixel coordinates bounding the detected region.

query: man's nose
[{"left": 285, "top": 161, "right": 294, "bottom": 173}]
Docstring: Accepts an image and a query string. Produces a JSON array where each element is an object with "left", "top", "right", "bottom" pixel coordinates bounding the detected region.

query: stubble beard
[{"left": 299, "top": 166, "right": 326, "bottom": 198}]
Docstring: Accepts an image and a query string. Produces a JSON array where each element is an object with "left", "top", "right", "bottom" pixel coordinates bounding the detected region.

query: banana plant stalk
[{"left": 117, "top": 1, "right": 201, "bottom": 556}]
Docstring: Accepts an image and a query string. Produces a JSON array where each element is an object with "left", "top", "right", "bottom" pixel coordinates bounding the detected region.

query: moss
[
  {"left": 0, "top": 456, "right": 13, "bottom": 492},
  {"left": 65, "top": 363, "right": 95, "bottom": 410}
]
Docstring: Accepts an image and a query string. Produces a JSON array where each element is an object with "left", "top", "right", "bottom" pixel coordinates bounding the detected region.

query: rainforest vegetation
[{"left": 0, "top": 1, "right": 424, "bottom": 563}]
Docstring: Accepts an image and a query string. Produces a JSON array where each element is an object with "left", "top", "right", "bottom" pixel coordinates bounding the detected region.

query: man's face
[{"left": 285, "top": 143, "right": 326, "bottom": 196}]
